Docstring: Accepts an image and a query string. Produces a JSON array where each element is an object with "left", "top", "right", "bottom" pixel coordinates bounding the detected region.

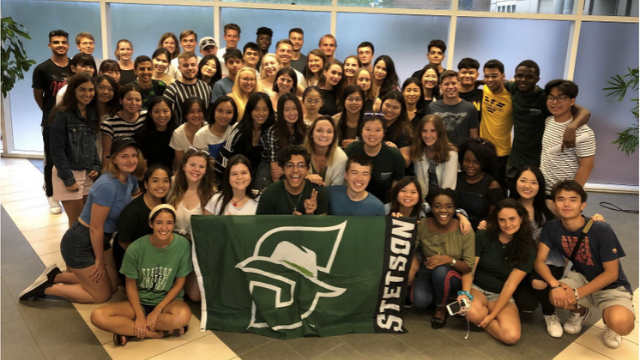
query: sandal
[
  {"left": 163, "top": 324, "right": 189, "bottom": 337},
  {"left": 113, "top": 334, "right": 130, "bottom": 347},
  {"left": 431, "top": 309, "right": 448, "bottom": 329}
]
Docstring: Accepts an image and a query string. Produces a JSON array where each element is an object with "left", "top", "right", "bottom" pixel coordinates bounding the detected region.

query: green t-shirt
[
  {"left": 116, "top": 195, "right": 153, "bottom": 244},
  {"left": 473, "top": 230, "right": 535, "bottom": 293},
  {"left": 345, "top": 141, "right": 405, "bottom": 203},
  {"left": 415, "top": 220, "right": 476, "bottom": 268},
  {"left": 120, "top": 234, "right": 193, "bottom": 306},
  {"left": 505, "top": 82, "right": 550, "bottom": 169},
  {"left": 256, "top": 179, "right": 328, "bottom": 215}
]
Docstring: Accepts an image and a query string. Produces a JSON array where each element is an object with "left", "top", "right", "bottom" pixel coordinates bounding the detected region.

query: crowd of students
[{"left": 19, "top": 26, "right": 634, "bottom": 349}]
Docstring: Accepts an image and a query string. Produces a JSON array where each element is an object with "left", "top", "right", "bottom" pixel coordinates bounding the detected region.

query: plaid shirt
[{"left": 260, "top": 125, "right": 301, "bottom": 163}]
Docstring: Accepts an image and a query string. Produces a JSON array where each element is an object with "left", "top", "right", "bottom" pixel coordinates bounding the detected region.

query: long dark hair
[
  {"left": 273, "top": 67, "right": 298, "bottom": 94},
  {"left": 91, "top": 74, "right": 120, "bottom": 130},
  {"left": 337, "top": 85, "right": 365, "bottom": 144},
  {"left": 276, "top": 93, "right": 307, "bottom": 148},
  {"left": 402, "top": 77, "right": 426, "bottom": 113},
  {"left": 143, "top": 164, "right": 173, "bottom": 196},
  {"left": 388, "top": 177, "right": 424, "bottom": 216},
  {"left": 49, "top": 73, "right": 96, "bottom": 124},
  {"left": 419, "top": 64, "right": 441, "bottom": 101},
  {"left": 197, "top": 55, "right": 222, "bottom": 86},
  {"left": 486, "top": 199, "right": 536, "bottom": 267},
  {"left": 70, "top": 53, "right": 97, "bottom": 77},
  {"left": 238, "top": 92, "right": 275, "bottom": 154},
  {"left": 183, "top": 96, "right": 209, "bottom": 124},
  {"left": 208, "top": 95, "right": 238, "bottom": 127},
  {"left": 214, "top": 154, "right": 259, "bottom": 215},
  {"left": 373, "top": 55, "right": 399, "bottom": 98},
  {"left": 510, "top": 165, "right": 554, "bottom": 228},
  {"left": 380, "top": 90, "right": 413, "bottom": 145},
  {"left": 144, "top": 97, "right": 176, "bottom": 132},
  {"left": 318, "top": 60, "right": 344, "bottom": 111}
]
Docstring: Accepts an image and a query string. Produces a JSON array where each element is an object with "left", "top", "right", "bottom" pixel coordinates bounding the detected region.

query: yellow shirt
[{"left": 479, "top": 86, "right": 513, "bottom": 157}]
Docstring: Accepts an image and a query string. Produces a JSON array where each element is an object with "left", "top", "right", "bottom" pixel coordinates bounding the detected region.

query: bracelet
[
  {"left": 458, "top": 290, "right": 474, "bottom": 301},
  {"left": 550, "top": 284, "right": 563, "bottom": 289},
  {"left": 573, "top": 288, "right": 580, "bottom": 301}
]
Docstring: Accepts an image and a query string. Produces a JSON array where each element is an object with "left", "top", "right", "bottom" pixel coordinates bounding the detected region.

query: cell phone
[{"left": 447, "top": 298, "right": 470, "bottom": 316}]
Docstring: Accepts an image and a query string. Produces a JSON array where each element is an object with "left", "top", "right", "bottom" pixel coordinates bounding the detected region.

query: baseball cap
[
  {"left": 108, "top": 137, "right": 141, "bottom": 158},
  {"left": 200, "top": 37, "right": 217, "bottom": 51}
]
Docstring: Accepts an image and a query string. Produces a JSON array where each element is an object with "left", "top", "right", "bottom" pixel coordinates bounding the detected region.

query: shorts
[
  {"left": 561, "top": 271, "right": 636, "bottom": 319},
  {"left": 141, "top": 303, "right": 158, "bottom": 315},
  {"left": 472, "top": 283, "right": 515, "bottom": 304},
  {"left": 60, "top": 221, "right": 113, "bottom": 269},
  {"left": 52, "top": 167, "right": 93, "bottom": 202}
]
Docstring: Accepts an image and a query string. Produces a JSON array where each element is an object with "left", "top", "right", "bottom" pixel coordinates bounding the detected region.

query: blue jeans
[{"left": 413, "top": 264, "right": 462, "bottom": 309}]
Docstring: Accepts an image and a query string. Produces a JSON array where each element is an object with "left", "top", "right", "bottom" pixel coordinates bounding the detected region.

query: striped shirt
[
  {"left": 100, "top": 111, "right": 147, "bottom": 139},
  {"left": 163, "top": 79, "right": 211, "bottom": 125},
  {"left": 540, "top": 116, "right": 595, "bottom": 194}
]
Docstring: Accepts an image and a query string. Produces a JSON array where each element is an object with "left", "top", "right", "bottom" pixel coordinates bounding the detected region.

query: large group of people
[{"left": 19, "top": 26, "right": 634, "bottom": 350}]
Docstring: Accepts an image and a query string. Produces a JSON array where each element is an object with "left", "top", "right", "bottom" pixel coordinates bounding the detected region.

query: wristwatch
[{"left": 450, "top": 258, "right": 457, "bottom": 266}]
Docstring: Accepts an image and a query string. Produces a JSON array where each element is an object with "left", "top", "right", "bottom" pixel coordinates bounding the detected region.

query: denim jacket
[{"left": 50, "top": 107, "right": 101, "bottom": 186}]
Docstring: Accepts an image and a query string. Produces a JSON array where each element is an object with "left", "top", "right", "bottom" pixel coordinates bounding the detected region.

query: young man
[
  {"left": 243, "top": 42, "right": 260, "bottom": 71},
  {"left": 33, "top": 29, "right": 71, "bottom": 215},
  {"left": 425, "top": 70, "right": 479, "bottom": 146},
  {"left": 256, "top": 27, "right": 273, "bottom": 57},
  {"left": 288, "top": 28, "right": 307, "bottom": 74},
  {"left": 535, "top": 181, "right": 634, "bottom": 348},
  {"left": 357, "top": 41, "right": 375, "bottom": 72},
  {"left": 171, "top": 30, "right": 202, "bottom": 69},
  {"left": 326, "top": 155, "right": 385, "bottom": 216},
  {"left": 75, "top": 32, "right": 101, "bottom": 69},
  {"left": 199, "top": 37, "right": 217, "bottom": 57},
  {"left": 257, "top": 145, "right": 328, "bottom": 215},
  {"left": 411, "top": 39, "right": 446, "bottom": 79},
  {"left": 457, "top": 57, "right": 482, "bottom": 122},
  {"left": 163, "top": 51, "right": 211, "bottom": 123},
  {"left": 540, "top": 79, "right": 595, "bottom": 198},
  {"left": 479, "top": 59, "right": 512, "bottom": 193},
  {"left": 275, "top": 39, "right": 306, "bottom": 87},
  {"left": 211, "top": 48, "right": 244, "bottom": 102},
  {"left": 217, "top": 23, "right": 241, "bottom": 77},
  {"left": 133, "top": 55, "right": 166, "bottom": 110},
  {"left": 318, "top": 34, "right": 337, "bottom": 62},
  {"left": 505, "top": 60, "right": 591, "bottom": 190}
]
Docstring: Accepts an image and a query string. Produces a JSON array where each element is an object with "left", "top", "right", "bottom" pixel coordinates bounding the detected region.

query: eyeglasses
[
  {"left": 284, "top": 162, "right": 307, "bottom": 170},
  {"left": 186, "top": 147, "right": 210, "bottom": 156},
  {"left": 97, "top": 85, "right": 114, "bottom": 92},
  {"left": 364, "top": 112, "right": 384, "bottom": 118},
  {"left": 547, "top": 95, "right": 570, "bottom": 103}
]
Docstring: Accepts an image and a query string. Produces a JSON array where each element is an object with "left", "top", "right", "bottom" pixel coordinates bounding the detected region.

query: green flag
[{"left": 191, "top": 215, "right": 416, "bottom": 339}]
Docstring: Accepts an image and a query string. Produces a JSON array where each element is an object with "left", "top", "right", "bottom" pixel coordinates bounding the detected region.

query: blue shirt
[
  {"left": 211, "top": 77, "right": 234, "bottom": 103},
  {"left": 326, "top": 185, "right": 385, "bottom": 216},
  {"left": 79, "top": 173, "right": 139, "bottom": 233}
]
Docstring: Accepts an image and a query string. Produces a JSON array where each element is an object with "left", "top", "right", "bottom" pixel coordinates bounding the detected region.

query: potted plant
[
  {"left": 2, "top": 17, "right": 36, "bottom": 98},
  {"left": 604, "top": 67, "right": 639, "bottom": 156}
]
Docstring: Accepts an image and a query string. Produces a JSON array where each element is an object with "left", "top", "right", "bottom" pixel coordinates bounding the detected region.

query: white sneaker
[
  {"left": 47, "top": 197, "right": 62, "bottom": 215},
  {"left": 563, "top": 307, "right": 591, "bottom": 335},
  {"left": 603, "top": 325, "right": 622, "bottom": 349},
  {"left": 544, "top": 313, "right": 564, "bottom": 338}
]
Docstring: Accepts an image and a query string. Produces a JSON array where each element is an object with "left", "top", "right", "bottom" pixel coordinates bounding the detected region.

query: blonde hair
[
  {"left": 230, "top": 68, "right": 261, "bottom": 120},
  {"left": 114, "top": 39, "right": 133, "bottom": 61},
  {"left": 259, "top": 54, "right": 282, "bottom": 80},
  {"left": 354, "top": 67, "right": 376, "bottom": 101},
  {"left": 101, "top": 145, "right": 147, "bottom": 180}
]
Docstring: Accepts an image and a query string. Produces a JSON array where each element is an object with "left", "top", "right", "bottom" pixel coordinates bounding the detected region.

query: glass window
[
  {"left": 1, "top": 0, "right": 101, "bottom": 153},
  {"left": 110, "top": 4, "right": 214, "bottom": 60},
  {"left": 220, "top": 8, "right": 331, "bottom": 56},
  {"left": 223, "top": 0, "right": 330, "bottom": 5},
  {"left": 453, "top": 17, "right": 571, "bottom": 86},
  {"left": 338, "top": 0, "right": 451, "bottom": 10},
  {"left": 573, "top": 22, "right": 639, "bottom": 185},
  {"left": 584, "top": 0, "right": 638, "bottom": 16},
  {"left": 335, "top": 13, "right": 450, "bottom": 82},
  {"left": 460, "top": 0, "right": 575, "bottom": 14}
]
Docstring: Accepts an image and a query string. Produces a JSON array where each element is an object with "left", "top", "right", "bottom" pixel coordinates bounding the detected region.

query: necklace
[
  {"left": 231, "top": 195, "right": 247, "bottom": 207},
  {"left": 286, "top": 182, "right": 305, "bottom": 214}
]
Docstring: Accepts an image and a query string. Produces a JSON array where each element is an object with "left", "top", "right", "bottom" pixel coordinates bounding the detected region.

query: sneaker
[
  {"left": 563, "top": 307, "right": 591, "bottom": 335},
  {"left": 603, "top": 325, "right": 622, "bottom": 349},
  {"left": 19, "top": 277, "right": 52, "bottom": 300},
  {"left": 37, "top": 264, "right": 61, "bottom": 285},
  {"left": 47, "top": 197, "right": 62, "bottom": 215},
  {"left": 544, "top": 313, "right": 564, "bottom": 338}
]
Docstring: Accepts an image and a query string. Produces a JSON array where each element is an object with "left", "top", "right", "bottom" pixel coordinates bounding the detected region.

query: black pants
[
  {"left": 531, "top": 265, "right": 566, "bottom": 315},
  {"left": 42, "top": 126, "right": 54, "bottom": 197},
  {"left": 495, "top": 155, "right": 509, "bottom": 197}
]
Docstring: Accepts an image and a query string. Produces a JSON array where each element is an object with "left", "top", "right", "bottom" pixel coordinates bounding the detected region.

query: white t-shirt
[
  {"left": 193, "top": 125, "right": 234, "bottom": 159},
  {"left": 205, "top": 192, "right": 260, "bottom": 215},
  {"left": 175, "top": 201, "right": 204, "bottom": 236},
  {"left": 169, "top": 123, "right": 194, "bottom": 153}
]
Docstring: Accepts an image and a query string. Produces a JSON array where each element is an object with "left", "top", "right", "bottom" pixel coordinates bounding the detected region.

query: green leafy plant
[
  {"left": 604, "top": 67, "right": 639, "bottom": 156},
  {"left": 1, "top": 17, "right": 36, "bottom": 98}
]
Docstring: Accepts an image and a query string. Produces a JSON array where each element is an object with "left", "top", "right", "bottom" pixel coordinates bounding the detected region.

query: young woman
[
  {"left": 113, "top": 165, "right": 172, "bottom": 286},
  {"left": 134, "top": 97, "right": 176, "bottom": 170},
  {"left": 101, "top": 83, "right": 146, "bottom": 163},
  {"left": 20, "top": 138, "right": 145, "bottom": 303},
  {"left": 258, "top": 54, "right": 282, "bottom": 97},
  {"left": 133, "top": 56, "right": 166, "bottom": 110},
  {"left": 216, "top": 93, "right": 275, "bottom": 186},
  {"left": 206, "top": 155, "right": 260, "bottom": 215},
  {"left": 90, "top": 204, "right": 191, "bottom": 347},
  {"left": 228, "top": 68, "right": 260, "bottom": 120},
  {"left": 402, "top": 77, "right": 426, "bottom": 128},
  {"left": 456, "top": 138, "right": 504, "bottom": 230},
  {"left": 197, "top": 55, "right": 222, "bottom": 88},
  {"left": 56, "top": 53, "right": 97, "bottom": 104},
  {"left": 115, "top": 39, "right": 136, "bottom": 85},
  {"left": 194, "top": 96, "right": 237, "bottom": 160},
  {"left": 303, "top": 115, "right": 348, "bottom": 187},
  {"left": 270, "top": 67, "right": 298, "bottom": 110},
  {"left": 99, "top": 60, "right": 122, "bottom": 84},
  {"left": 371, "top": 55, "right": 399, "bottom": 101},
  {"left": 151, "top": 48, "right": 174, "bottom": 85},
  {"left": 343, "top": 55, "right": 362, "bottom": 86},
  {"left": 260, "top": 93, "right": 307, "bottom": 185},
  {"left": 158, "top": 32, "right": 180, "bottom": 61},
  {"left": 410, "top": 115, "right": 458, "bottom": 197},
  {"left": 380, "top": 90, "right": 413, "bottom": 167},
  {"left": 333, "top": 85, "right": 365, "bottom": 149},
  {"left": 318, "top": 60, "right": 344, "bottom": 116},
  {"left": 302, "top": 86, "right": 324, "bottom": 125},
  {"left": 170, "top": 97, "right": 207, "bottom": 167},
  {"left": 304, "top": 49, "right": 327, "bottom": 87},
  {"left": 420, "top": 64, "right": 441, "bottom": 107},
  {"left": 49, "top": 73, "right": 101, "bottom": 227},
  {"left": 409, "top": 188, "right": 475, "bottom": 328},
  {"left": 354, "top": 67, "right": 376, "bottom": 113},
  {"left": 463, "top": 199, "right": 537, "bottom": 345},
  {"left": 344, "top": 114, "right": 405, "bottom": 203},
  {"left": 92, "top": 74, "right": 118, "bottom": 162}
]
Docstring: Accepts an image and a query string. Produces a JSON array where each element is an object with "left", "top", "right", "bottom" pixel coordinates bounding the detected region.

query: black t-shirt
[
  {"left": 363, "top": 99, "right": 374, "bottom": 113},
  {"left": 459, "top": 88, "right": 483, "bottom": 124},
  {"left": 345, "top": 142, "right": 405, "bottom": 202},
  {"left": 135, "top": 80, "right": 167, "bottom": 110},
  {"left": 32, "top": 58, "right": 71, "bottom": 126},
  {"left": 133, "top": 125, "right": 175, "bottom": 170},
  {"left": 119, "top": 69, "right": 137, "bottom": 86},
  {"left": 256, "top": 179, "right": 328, "bottom": 215},
  {"left": 319, "top": 89, "right": 339, "bottom": 116}
]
